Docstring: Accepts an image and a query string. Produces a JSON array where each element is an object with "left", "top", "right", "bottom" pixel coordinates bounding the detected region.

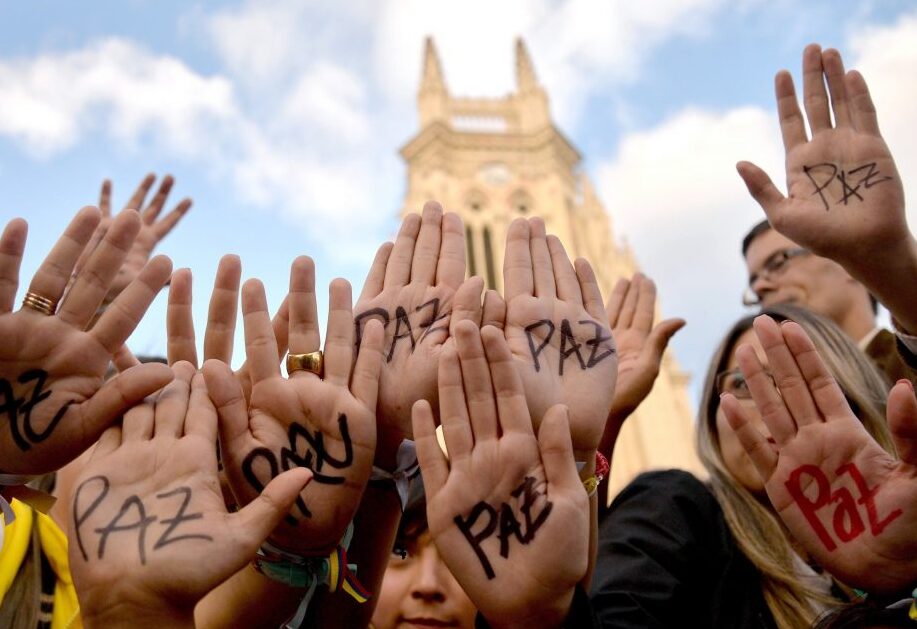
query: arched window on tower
[
  {"left": 465, "top": 224, "right": 477, "bottom": 277},
  {"left": 512, "top": 190, "right": 533, "bottom": 216},
  {"left": 482, "top": 226, "right": 497, "bottom": 289}
]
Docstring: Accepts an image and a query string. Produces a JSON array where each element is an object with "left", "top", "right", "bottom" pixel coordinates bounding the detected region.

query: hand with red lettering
[
  {"left": 721, "top": 315, "right": 917, "bottom": 594},
  {"left": 75, "top": 174, "right": 192, "bottom": 306},
  {"left": 204, "top": 258, "right": 385, "bottom": 553},
  {"left": 354, "top": 202, "right": 480, "bottom": 449},
  {"left": 414, "top": 321, "right": 588, "bottom": 628},
  {"left": 737, "top": 45, "right": 917, "bottom": 331},
  {"left": 600, "top": 273, "right": 684, "bottom": 456},
  {"left": 0, "top": 209, "right": 174, "bottom": 475},
  {"left": 71, "top": 362, "right": 311, "bottom": 629},
  {"left": 166, "top": 256, "right": 290, "bottom": 403},
  {"left": 503, "top": 217, "right": 618, "bottom": 457}
]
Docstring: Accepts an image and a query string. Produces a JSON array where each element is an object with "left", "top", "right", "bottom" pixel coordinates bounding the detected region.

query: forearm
[
  {"left": 195, "top": 563, "right": 305, "bottom": 629},
  {"left": 81, "top": 594, "right": 194, "bottom": 629}
]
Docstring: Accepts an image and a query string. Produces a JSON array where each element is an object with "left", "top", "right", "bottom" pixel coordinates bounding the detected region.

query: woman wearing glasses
[{"left": 590, "top": 305, "right": 895, "bottom": 628}]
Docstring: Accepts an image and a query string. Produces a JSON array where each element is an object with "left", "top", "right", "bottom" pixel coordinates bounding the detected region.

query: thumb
[
  {"left": 202, "top": 358, "right": 251, "bottom": 446},
  {"left": 79, "top": 361, "right": 174, "bottom": 440},
  {"left": 229, "top": 468, "right": 313, "bottom": 551},
  {"left": 645, "top": 318, "right": 685, "bottom": 360},
  {"left": 736, "top": 161, "right": 786, "bottom": 216},
  {"left": 450, "top": 276, "right": 484, "bottom": 329},
  {"left": 887, "top": 379, "right": 917, "bottom": 466},
  {"left": 537, "top": 404, "right": 581, "bottom": 494}
]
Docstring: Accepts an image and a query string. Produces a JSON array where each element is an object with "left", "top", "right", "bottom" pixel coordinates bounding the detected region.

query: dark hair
[
  {"left": 741, "top": 220, "right": 878, "bottom": 314},
  {"left": 812, "top": 597, "right": 916, "bottom": 628}
]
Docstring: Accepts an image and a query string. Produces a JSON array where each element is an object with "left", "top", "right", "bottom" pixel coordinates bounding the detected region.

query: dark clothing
[
  {"left": 475, "top": 585, "right": 600, "bottom": 629},
  {"left": 590, "top": 470, "right": 776, "bottom": 629},
  {"left": 865, "top": 328, "right": 917, "bottom": 389}
]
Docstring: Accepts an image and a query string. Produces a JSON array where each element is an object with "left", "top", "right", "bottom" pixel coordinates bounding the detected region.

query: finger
[
  {"left": 821, "top": 48, "right": 852, "bottom": 128},
  {"left": 802, "top": 43, "right": 831, "bottom": 133},
  {"left": 122, "top": 401, "right": 155, "bottom": 443},
  {"left": 153, "top": 361, "right": 195, "bottom": 439},
  {"left": 846, "top": 70, "right": 881, "bottom": 136},
  {"left": 93, "top": 424, "right": 122, "bottom": 459},
  {"left": 436, "top": 212, "right": 466, "bottom": 289},
  {"left": 99, "top": 179, "right": 112, "bottom": 216},
  {"left": 143, "top": 174, "right": 174, "bottom": 222},
  {"left": 549, "top": 235, "right": 585, "bottom": 305},
  {"left": 720, "top": 393, "right": 778, "bottom": 478},
  {"left": 203, "top": 359, "right": 253, "bottom": 447},
  {"left": 230, "top": 468, "right": 313, "bottom": 551},
  {"left": 410, "top": 201, "right": 443, "bottom": 286},
  {"left": 780, "top": 320, "right": 852, "bottom": 420},
  {"left": 455, "top": 320, "right": 498, "bottom": 443},
  {"left": 774, "top": 70, "right": 808, "bottom": 150},
  {"left": 27, "top": 206, "right": 101, "bottom": 307},
  {"left": 90, "top": 255, "right": 172, "bottom": 353},
  {"left": 632, "top": 275, "right": 656, "bottom": 333},
  {"left": 124, "top": 173, "right": 156, "bottom": 211},
  {"left": 184, "top": 372, "right": 218, "bottom": 444},
  {"left": 450, "top": 276, "right": 484, "bottom": 329},
  {"left": 240, "top": 279, "right": 281, "bottom": 384},
  {"left": 151, "top": 198, "right": 192, "bottom": 240},
  {"left": 605, "top": 278, "right": 630, "bottom": 329},
  {"left": 112, "top": 344, "right": 140, "bottom": 372},
  {"left": 481, "top": 325, "right": 531, "bottom": 436},
  {"left": 167, "top": 268, "right": 199, "bottom": 366},
  {"left": 358, "top": 241, "right": 393, "bottom": 302},
  {"left": 438, "top": 344, "right": 474, "bottom": 462},
  {"left": 887, "top": 380, "right": 917, "bottom": 466},
  {"left": 537, "top": 405, "right": 581, "bottom": 493},
  {"left": 503, "top": 218, "right": 533, "bottom": 301},
  {"left": 412, "top": 399, "right": 449, "bottom": 498},
  {"left": 575, "top": 257, "right": 605, "bottom": 321},
  {"left": 351, "top": 319, "right": 384, "bottom": 410},
  {"left": 481, "top": 290, "right": 506, "bottom": 330},
  {"left": 82, "top": 363, "right": 174, "bottom": 445},
  {"left": 384, "top": 213, "right": 421, "bottom": 288},
  {"left": 754, "top": 316, "right": 823, "bottom": 428},
  {"left": 616, "top": 272, "right": 641, "bottom": 329},
  {"left": 271, "top": 296, "right": 290, "bottom": 360},
  {"left": 0, "top": 218, "right": 27, "bottom": 313},
  {"left": 323, "top": 278, "right": 355, "bottom": 387},
  {"left": 58, "top": 210, "right": 142, "bottom": 328},
  {"left": 203, "top": 255, "right": 241, "bottom": 364},
  {"left": 645, "top": 318, "right": 685, "bottom": 360},
  {"left": 529, "top": 218, "right": 556, "bottom": 299},
  {"left": 736, "top": 162, "right": 786, "bottom": 216},
  {"left": 734, "top": 343, "right": 797, "bottom": 445},
  {"left": 287, "top": 256, "right": 320, "bottom": 356}
]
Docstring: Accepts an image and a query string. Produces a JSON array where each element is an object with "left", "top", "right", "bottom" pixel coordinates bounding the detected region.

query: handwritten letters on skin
[{"left": 803, "top": 162, "right": 892, "bottom": 212}]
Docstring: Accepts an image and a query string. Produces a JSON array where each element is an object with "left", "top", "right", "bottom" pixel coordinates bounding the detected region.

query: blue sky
[{"left": 2, "top": 0, "right": 916, "bottom": 405}]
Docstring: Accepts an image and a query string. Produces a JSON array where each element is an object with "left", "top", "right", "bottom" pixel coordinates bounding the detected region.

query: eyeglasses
[
  {"left": 715, "top": 368, "right": 775, "bottom": 399},
  {"left": 742, "top": 247, "right": 810, "bottom": 306}
]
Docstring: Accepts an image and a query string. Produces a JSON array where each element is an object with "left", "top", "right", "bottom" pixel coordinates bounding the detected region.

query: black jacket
[{"left": 590, "top": 469, "right": 776, "bottom": 628}]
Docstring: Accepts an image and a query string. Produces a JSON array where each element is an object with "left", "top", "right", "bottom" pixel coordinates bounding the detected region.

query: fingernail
[{"left": 897, "top": 378, "right": 914, "bottom": 392}]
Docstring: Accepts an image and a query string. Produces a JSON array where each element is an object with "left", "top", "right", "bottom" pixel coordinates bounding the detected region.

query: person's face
[
  {"left": 372, "top": 530, "right": 477, "bottom": 629},
  {"left": 714, "top": 328, "right": 774, "bottom": 495},
  {"left": 744, "top": 229, "right": 859, "bottom": 321}
]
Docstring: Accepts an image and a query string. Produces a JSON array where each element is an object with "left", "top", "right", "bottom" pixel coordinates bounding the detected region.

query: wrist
[
  {"left": 81, "top": 588, "right": 194, "bottom": 629},
  {"left": 486, "top": 589, "right": 575, "bottom": 629}
]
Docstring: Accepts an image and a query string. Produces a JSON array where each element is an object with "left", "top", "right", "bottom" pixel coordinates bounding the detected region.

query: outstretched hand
[
  {"left": 0, "top": 209, "right": 173, "bottom": 475},
  {"left": 414, "top": 322, "right": 588, "bottom": 628},
  {"left": 721, "top": 315, "right": 917, "bottom": 594},
  {"left": 70, "top": 362, "right": 310, "bottom": 628}
]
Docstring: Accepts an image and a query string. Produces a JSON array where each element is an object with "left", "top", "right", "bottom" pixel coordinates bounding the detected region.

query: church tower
[{"left": 400, "top": 38, "right": 703, "bottom": 496}]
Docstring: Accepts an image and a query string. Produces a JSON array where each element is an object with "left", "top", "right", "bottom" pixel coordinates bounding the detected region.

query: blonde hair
[{"left": 696, "top": 305, "right": 894, "bottom": 629}]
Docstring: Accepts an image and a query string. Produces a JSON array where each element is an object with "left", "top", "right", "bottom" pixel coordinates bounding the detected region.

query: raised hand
[
  {"left": 354, "top": 202, "right": 478, "bottom": 443},
  {"left": 413, "top": 322, "right": 588, "bottom": 628},
  {"left": 736, "top": 45, "right": 907, "bottom": 269},
  {"left": 721, "top": 315, "right": 917, "bottom": 594},
  {"left": 78, "top": 173, "right": 192, "bottom": 305},
  {"left": 0, "top": 209, "right": 173, "bottom": 475},
  {"left": 70, "top": 362, "right": 310, "bottom": 628},
  {"left": 204, "top": 257, "right": 385, "bottom": 553},
  {"left": 502, "top": 217, "right": 618, "bottom": 456}
]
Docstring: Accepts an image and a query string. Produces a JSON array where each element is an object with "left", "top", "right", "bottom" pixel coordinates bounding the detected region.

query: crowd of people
[{"left": 1, "top": 43, "right": 916, "bottom": 629}]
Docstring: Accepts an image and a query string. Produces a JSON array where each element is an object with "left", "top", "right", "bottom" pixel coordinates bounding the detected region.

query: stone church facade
[{"left": 399, "top": 38, "right": 703, "bottom": 497}]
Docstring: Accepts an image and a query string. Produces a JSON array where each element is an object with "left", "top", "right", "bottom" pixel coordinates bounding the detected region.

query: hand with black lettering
[
  {"left": 736, "top": 45, "right": 909, "bottom": 276},
  {"left": 414, "top": 321, "right": 589, "bottom": 628},
  {"left": 70, "top": 362, "right": 311, "bottom": 629},
  {"left": 721, "top": 315, "right": 917, "bottom": 594},
  {"left": 76, "top": 173, "right": 192, "bottom": 306},
  {"left": 0, "top": 209, "right": 174, "bottom": 475},
  {"left": 600, "top": 274, "right": 684, "bottom": 455},
  {"left": 502, "top": 217, "right": 618, "bottom": 457},
  {"left": 204, "top": 257, "right": 385, "bottom": 553},
  {"left": 354, "top": 202, "right": 478, "bottom": 444},
  {"left": 166, "top": 256, "right": 290, "bottom": 404}
]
